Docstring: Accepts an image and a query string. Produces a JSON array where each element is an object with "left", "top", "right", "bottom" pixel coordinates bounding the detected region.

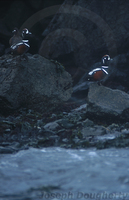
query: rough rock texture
[
  {"left": 0, "top": 54, "right": 72, "bottom": 114},
  {"left": 87, "top": 83, "right": 129, "bottom": 121},
  {"left": 1, "top": 103, "right": 129, "bottom": 153},
  {"left": 39, "top": 0, "right": 129, "bottom": 82}
]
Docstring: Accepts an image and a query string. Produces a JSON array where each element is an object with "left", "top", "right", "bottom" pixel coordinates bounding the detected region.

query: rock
[
  {"left": 72, "top": 80, "right": 90, "bottom": 99},
  {"left": 44, "top": 121, "right": 60, "bottom": 131},
  {"left": 82, "top": 118, "right": 94, "bottom": 127},
  {"left": 39, "top": 0, "right": 129, "bottom": 82},
  {"left": 107, "top": 123, "right": 120, "bottom": 131},
  {"left": 1, "top": 96, "right": 129, "bottom": 150},
  {"left": 72, "top": 103, "right": 87, "bottom": 112},
  {"left": 95, "top": 133, "right": 118, "bottom": 142},
  {"left": 87, "top": 83, "right": 129, "bottom": 122},
  {"left": 0, "top": 146, "right": 15, "bottom": 154},
  {"left": 57, "top": 119, "right": 75, "bottom": 129},
  {"left": 82, "top": 125, "right": 107, "bottom": 137},
  {"left": 0, "top": 54, "right": 72, "bottom": 114}
]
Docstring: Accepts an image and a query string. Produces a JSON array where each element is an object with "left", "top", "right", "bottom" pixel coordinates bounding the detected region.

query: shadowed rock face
[
  {"left": 87, "top": 83, "right": 129, "bottom": 121},
  {"left": 0, "top": 54, "right": 72, "bottom": 114},
  {"left": 39, "top": 0, "right": 129, "bottom": 84}
]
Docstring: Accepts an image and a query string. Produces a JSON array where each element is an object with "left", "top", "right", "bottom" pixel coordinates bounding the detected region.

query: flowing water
[{"left": 0, "top": 147, "right": 129, "bottom": 200}]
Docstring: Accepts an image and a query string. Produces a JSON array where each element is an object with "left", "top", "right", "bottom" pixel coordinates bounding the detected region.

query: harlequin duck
[
  {"left": 9, "top": 28, "right": 31, "bottom": 55},
  {"left": 88, "top": 55, "right": 111, "bottom": 82},
  {"left": 22, "top": 28, "right": 32, "bottom": 39},
  {"left": 22, "top": 28, "right": 40, "bottom": 54}
]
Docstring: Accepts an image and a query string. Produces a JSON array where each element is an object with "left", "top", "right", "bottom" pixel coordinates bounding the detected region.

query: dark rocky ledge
[{"left": 0, "top": 102, "right": 129, "bottom": 154}]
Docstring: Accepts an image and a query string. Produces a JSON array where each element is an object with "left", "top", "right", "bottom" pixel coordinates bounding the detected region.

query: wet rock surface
[
  {"left": 0, "top": 54, "right": 72, "bottom": 114},
  {"left": 87, "top": 83, "right": 129, "bottom": 122},
  {"left": 0, "top": 101, "right": 129, "bottom": 154}
]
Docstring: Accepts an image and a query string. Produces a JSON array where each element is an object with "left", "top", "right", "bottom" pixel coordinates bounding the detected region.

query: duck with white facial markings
[
  {"left": 88, "top": 55, "right": 111, "bottom": 83},
  {"left": 9, "top": 27, "right": 31, "bottom": 55}
]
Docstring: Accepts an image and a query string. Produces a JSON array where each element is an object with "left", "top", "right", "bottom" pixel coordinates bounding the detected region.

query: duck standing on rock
[
  {"left": 9, "top": 27, "right": 31, "bottom": 55},
  {"left": 88, "top": 55, "right": 111, "bottom": 83}
]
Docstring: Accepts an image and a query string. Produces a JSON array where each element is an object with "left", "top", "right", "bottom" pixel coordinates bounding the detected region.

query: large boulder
[
  {"left": 87, "top": 83, "right": 129, "bottom": 122},
  {"left": 0, "top": 54, "right": 72, "bottom": 114}
]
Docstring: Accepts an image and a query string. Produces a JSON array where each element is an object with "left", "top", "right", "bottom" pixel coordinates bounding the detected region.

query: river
[{"left": 0, "top": 147, "right": 129, "bottom": 200}]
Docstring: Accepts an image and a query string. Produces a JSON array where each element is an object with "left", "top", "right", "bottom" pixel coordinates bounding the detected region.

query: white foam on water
[
  {"left": 88, "top": 151, "right": 98, "bottom": 157},
  {"left": 67, "top": 151, "right": 83, "bottom": 161}
]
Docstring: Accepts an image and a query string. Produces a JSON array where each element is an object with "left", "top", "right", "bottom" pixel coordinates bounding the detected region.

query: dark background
[{"left": 0, "top": 0, "right": 65, "bottom": 55}]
